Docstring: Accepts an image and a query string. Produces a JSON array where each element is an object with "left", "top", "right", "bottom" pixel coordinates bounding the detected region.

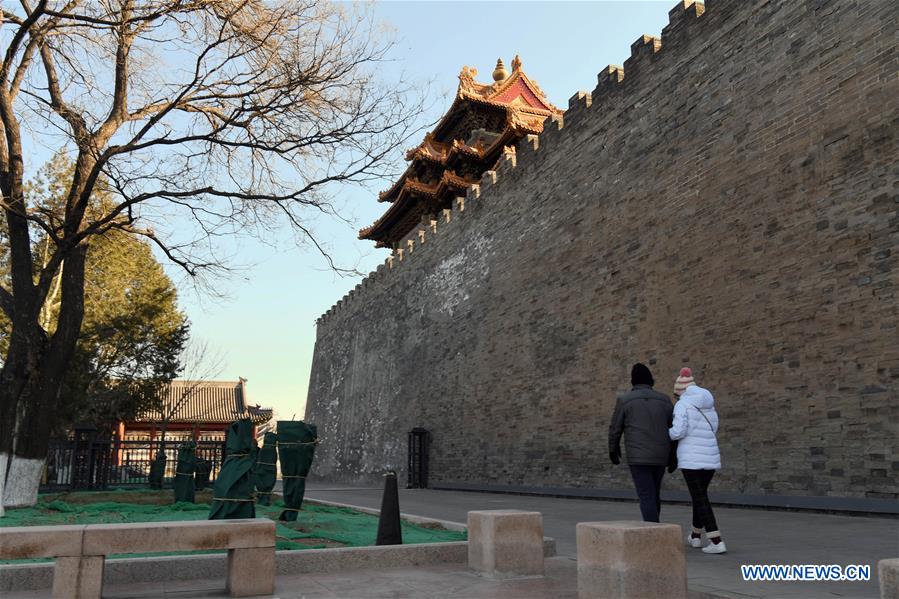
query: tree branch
[
  {"left": 0, "top": 0, "right": 46, "bottom": 85},
  {"left": 38, "top": 40, "right": 89, "bottom": 142},
  {"left": 96, "top": 2, "right": 133, "bottom": 142}
]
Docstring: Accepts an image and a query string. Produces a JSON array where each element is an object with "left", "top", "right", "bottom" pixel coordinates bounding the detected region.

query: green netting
[
  {"left": 277, "top": 421, "right": 317, "bottom": 521},
  {"left": 173, "top": 441, "right": 196, "bottom": 503},
  {"left": 0, "top": 496, "right": 209, "bottom": 528},
  {"left": 258, "top": 502, "right": 465, "bottom": 548},
  {"left": 255, "top": 432, "right": 278, "bottom": 506},
  {"left": 208, "top": 419, "right": 257, "bottom": 519},
  {"left": 1, "top": 491, "right": 466, "bottom": 564}
]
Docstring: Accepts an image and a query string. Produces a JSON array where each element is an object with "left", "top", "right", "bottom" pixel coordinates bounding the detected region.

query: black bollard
[{"left": 375, "top": 471, "right": 403, "bottom": 545}]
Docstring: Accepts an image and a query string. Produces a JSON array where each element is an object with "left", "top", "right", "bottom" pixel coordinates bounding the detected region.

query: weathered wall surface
[{"left": 305, "top": 0, "right": 898, "bottom": 499}]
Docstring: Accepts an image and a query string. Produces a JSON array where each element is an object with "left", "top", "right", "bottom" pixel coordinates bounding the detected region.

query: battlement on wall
[{"left": 318, "top": 0, "right": 718, "bottom": 328}]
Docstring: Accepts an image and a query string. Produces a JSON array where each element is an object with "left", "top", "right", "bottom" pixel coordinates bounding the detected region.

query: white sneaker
[
  {"left": 702, "top": 540, "right": 727, "bottom": 554},
  {"left": 687, "top": 535, "right": 702, "bottom": 548}
]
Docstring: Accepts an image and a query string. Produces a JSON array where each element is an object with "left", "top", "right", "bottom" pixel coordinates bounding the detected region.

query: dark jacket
[{"left": 608, "top": 385, "right": 674, "bottom": 466}]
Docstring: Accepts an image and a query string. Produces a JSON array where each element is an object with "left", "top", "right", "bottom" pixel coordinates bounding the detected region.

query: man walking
[{"left": 608, "top": 363, "right": 674, "bottom": 522}]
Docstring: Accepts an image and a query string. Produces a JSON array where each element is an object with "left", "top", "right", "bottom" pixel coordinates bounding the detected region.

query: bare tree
[
  {"left": 141, "top": 338, "right": 224, "bottom": 489},
  {"left": 0, "top": 0, "right": 425, "bottom": 510},
  {"left": 149, "top": 339, "right": 226, "bottom": 451}
]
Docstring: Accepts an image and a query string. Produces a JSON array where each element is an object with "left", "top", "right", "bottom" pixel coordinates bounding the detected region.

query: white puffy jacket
[{"left": 669, "top": 384, "right": 721, "bottom": 470}]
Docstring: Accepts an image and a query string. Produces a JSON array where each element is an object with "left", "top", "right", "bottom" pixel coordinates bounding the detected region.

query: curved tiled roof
[
  {"left": 359, "top": 170, "right": 477, "bottom": 242},
  {"left": 135, "top": 379, "right": 273, "bottom": 425}
]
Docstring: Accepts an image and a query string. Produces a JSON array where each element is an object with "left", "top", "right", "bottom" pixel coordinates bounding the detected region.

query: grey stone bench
[{"left": 0, "top": 519, "right": 275, "bottom": 598}]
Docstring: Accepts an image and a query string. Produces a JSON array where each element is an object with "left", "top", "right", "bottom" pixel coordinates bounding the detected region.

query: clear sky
[
  {"left": 176, "top": 1, "right": 672, "bottom": 421},
  {"left": 22, "top": 1, "right": 672, "bottom": 420}
]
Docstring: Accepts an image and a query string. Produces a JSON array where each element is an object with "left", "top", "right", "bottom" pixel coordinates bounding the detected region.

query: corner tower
[{"left": 359, "top": 56, "right": 561, "bottom": 249}]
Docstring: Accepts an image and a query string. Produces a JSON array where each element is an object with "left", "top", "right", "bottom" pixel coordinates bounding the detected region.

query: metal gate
[
  {"left": 42, "top": 437, "right": 226, "bottom": 492},
  {"left": 407, "top": 428, "right": 430, "bottom": 489}
]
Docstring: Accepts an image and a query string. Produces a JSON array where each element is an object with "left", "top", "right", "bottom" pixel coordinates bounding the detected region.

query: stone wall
[{"left": 305, "top": 0, "right": 898, "bottom": 499}]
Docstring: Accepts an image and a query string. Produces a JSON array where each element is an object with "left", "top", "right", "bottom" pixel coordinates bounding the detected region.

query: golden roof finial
[
  {"left": 511, "top": 54, "right": 522, "bottom": 71},
  {"left": 492, "top": 58, "right": 508, "bottom": 82}
]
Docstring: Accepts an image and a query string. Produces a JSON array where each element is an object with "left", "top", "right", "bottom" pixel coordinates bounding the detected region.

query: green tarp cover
[
  {"left": 194, "top": 458, "right": 212, "bottom": 490},
  {"left": 278, "top": 421, "right": 317, "bottom": 521},
  {"left": 255, "top": 432, "right": 279, "bottom": 506},
  {"left": 173, "top": 441, "right": 196, "bottom": 503},
  {"left": 148, "top": 450, "right": 166, "bottom": 489},
  {"left": 208, "top": 419, "right": 257, "bottom": 519}
]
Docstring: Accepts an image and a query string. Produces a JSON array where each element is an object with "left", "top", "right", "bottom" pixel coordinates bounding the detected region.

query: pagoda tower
[{"left": 360, "top": 56, "right": 561, "bottom": 249}]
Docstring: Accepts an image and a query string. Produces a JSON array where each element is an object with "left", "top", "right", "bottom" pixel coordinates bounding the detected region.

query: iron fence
[{"left": 41, "top": 439, "right": 226, "bottom": 492}]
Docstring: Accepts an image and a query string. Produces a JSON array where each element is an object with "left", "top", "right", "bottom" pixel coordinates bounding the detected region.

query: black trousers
[
  {"left": 682, "top": 469, "right": 719, "bottom": 533},
  {"left": 629, "top": 465, "right": 666, "bottom": 522}
]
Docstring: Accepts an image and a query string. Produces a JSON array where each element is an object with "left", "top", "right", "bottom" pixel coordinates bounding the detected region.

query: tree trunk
[
  {"left": 0, "top": 456, "right": 6, "bottom": 517},
  {"left": 0, "top": 352, "right": 49, "bottom": 508},
  {"left": 0, "top": 312, "right": 47, "bottom": 511},
  {"left": 0, "top": 348, "right": 52, "bottom": 508},
  {"left": 0, "top": 246, "right": 87, "bottom": 510},
  {"left": 1, "top": 455, "right": 45, "bottom": 507}
]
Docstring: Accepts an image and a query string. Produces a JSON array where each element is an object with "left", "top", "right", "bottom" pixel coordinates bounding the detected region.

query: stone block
[
  {"left": 468, "top": 510, "right": 544, "bottom": 579},
  {"left": 52, "top": 555, "right": 104, "bottom": 599},
  {"left": 880, "top": 558, "right": 899, "bottom": 599},
  {"left": 577, "top": 521, "right": 686, "bottom": 599},
  {"left": 0, "top": 562, "right": 54, "bottom": 592},
  {"left": 82, "top": 519, "right": 274, "bottom": 555},
  {"left": 227, "top": 547, "right": 275, "bottom": 597},
  {"left": 0, "top": 525, "right": 85, "bottom": 560}
]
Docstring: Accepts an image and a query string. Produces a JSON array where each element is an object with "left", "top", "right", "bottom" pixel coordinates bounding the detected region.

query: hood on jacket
[{"left": 679, "top": 384, "right": 714, "bottom": 409}]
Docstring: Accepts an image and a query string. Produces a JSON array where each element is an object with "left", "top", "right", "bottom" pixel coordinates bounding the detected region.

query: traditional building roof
[
  {"left": 360, "top": 56, "right": 561, "bottom": 248},
  {"left": 133, "top": 379, "right": 273, "bottom": 425}
]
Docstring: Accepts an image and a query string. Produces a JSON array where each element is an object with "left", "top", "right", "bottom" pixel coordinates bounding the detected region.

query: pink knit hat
[{"left": 673, "top": 367, "right": 695, "bottom": 396}]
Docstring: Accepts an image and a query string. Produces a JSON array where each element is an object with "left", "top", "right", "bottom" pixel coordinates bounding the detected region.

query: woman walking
[{"left": 669, "top": 367, "right": 727, "bottom": 554}]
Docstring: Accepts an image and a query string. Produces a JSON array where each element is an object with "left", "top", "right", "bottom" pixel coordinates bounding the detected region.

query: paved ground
[
  {"left": 46, "top": 559, "right": 583, "bottom": 599},
  {"left": 6, "top": 484, "right": 896, "bottom": 598},
  {"left": 303, "top": 483, "right": 898, "bottom": 599},
  {"left": 6, "top": 557, "right": 726, "bottom": 598}
]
